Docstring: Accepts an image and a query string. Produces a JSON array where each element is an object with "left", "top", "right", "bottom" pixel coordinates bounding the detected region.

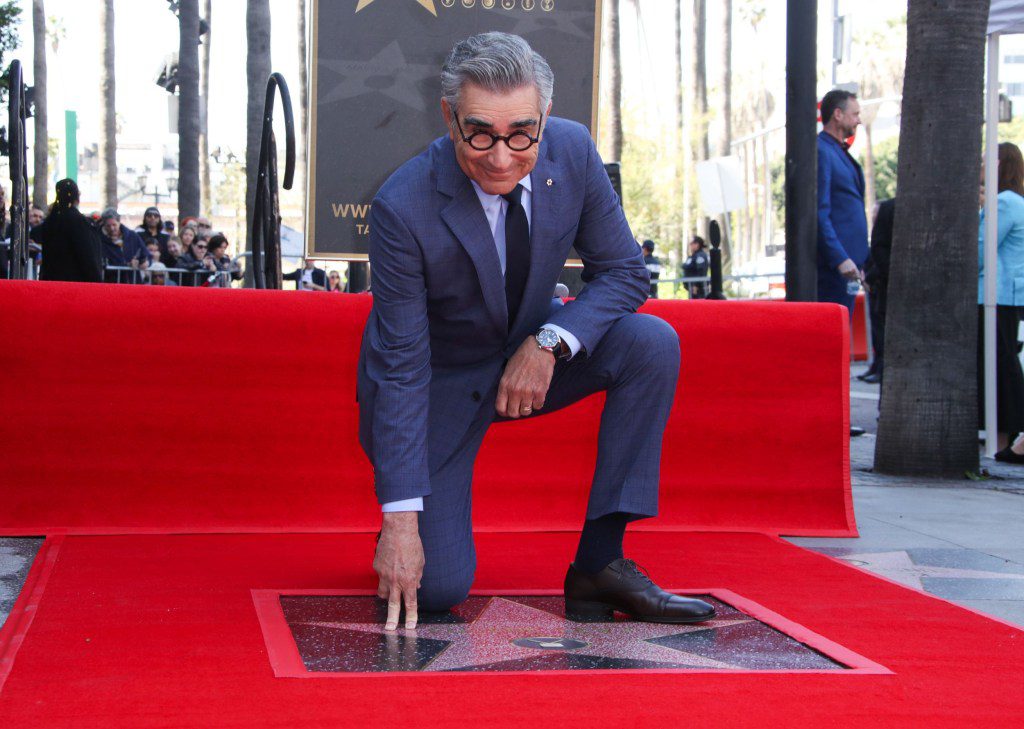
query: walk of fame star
[
  {"left": 281, "top": 595, "right": 846, "bottom": 673},
  {"left": 356, "top": 0, "right": 438, "bottom": 16},
  {"left": 318, "top": 42, "right": 437, "bottom": 112}
]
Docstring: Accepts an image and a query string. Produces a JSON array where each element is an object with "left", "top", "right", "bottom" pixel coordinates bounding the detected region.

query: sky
[
  {"left": 7, "top": 0, "right": 304, "bottom": 186},
  {"left": 5, "top": 1, "right": 907, "bottom": 154}
]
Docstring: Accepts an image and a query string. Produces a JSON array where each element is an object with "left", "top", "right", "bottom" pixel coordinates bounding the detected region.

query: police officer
[
  {"left": 641, "top": 239, "right": 661, "bottom": 298},
  {"left": 683, "top": 236, "right": 710, "bottom": 299}
]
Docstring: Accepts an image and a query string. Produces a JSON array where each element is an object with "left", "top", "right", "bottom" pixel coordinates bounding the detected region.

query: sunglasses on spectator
[
  {"left": 195, "top": 244, "right": 208, "bottom": 249},
  {"left": 197, "top": 222, "right": 212, "bottom": 228}
]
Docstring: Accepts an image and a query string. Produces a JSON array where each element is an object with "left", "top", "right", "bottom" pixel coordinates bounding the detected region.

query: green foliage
[
  {"left": 0, "top": 0, "right": 20, "bottom": 105},
  {"left": 867, "top": 135, "right": 899, "bottom": 202}
]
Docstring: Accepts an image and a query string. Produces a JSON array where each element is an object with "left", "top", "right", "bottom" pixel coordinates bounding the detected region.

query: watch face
[{"left": 536, "top": 329, "right": 560, "bottom": 348}]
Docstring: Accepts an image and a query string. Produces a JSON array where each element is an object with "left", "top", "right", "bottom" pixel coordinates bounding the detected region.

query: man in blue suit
[
  {"left": 358, "top": 33, "right": 715, "bottom": 632},
  {"left": 817, "top": 89, "right": 869, "bottom": 313}
]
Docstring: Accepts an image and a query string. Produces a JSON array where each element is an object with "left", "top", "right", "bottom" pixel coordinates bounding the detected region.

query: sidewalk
[
  {"left": 789, "top": 362, "right": 1024, "bottom": 627},
  {"left": 3, "top": 363, "right": 1023, "bottom": 630}
]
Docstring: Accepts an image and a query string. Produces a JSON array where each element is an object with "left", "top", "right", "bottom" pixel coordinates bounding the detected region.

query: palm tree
[
  {"left": 874, "top": 0, "right": 989, "bottom": 476},
  {"left": 31, "top": 0, "right": 47, "bottom": 209},
  {"left": 177, "top": 0, "right": 201, "bottom": 221},
  {"left": 199, "top": 0, "right": 212, "bottom": 214},
  {"left": 717, "top": 0, "right": 732, "bottom": 158},
  {"left": 99, "top": 0, "right": 116, "bottom": 208},
  {"left": 675, "top": 0, "right": 687, "bottom": 266},
  {"left": 690, "top": 0, "right": 708, "bottom": 163},
  {"left": 246, "top": 0, "right": 272, "bottom": 262},
  {"left": 605, "top": 0, "right": 622, "bottom": 162},
  {"left": 298, "top": 0, "right": 307, "bottom": 196}
]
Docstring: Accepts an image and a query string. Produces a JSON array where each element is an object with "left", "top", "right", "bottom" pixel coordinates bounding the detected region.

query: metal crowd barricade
[
  {"left": 0, "top": 240, "right": 40, "bottom": 280},
  {"left": 103, "top": 265, "right": 234, "bottom": 288}
]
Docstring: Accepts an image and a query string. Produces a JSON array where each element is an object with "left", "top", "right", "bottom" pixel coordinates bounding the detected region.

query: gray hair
[{"left": 441, "top": 32, "right": 554, "bottom": 120}]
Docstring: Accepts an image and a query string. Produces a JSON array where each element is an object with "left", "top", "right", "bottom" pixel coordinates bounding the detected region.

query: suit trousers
[{"left": 416, "top": 313, "right": 681, "bottom": 611}]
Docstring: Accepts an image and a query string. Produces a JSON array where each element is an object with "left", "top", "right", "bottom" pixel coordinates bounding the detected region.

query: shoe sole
[{"left": 565, "top": 598, "right": 716, "bottom": 624}]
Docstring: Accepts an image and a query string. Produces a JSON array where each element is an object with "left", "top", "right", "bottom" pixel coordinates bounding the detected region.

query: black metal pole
[
  {"left": 784, "top": 0, "right": 818, "bottom": 302},
  {"left": 707, "top": 220, "right": 726, "bottom": 300},
  {"left": 251, "top": 72, "right": 295, "bottom": 289}
]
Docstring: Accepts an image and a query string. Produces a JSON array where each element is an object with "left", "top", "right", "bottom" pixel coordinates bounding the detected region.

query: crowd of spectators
[{"left": 0, "top": 178, "right": 241, "bottom": 288}]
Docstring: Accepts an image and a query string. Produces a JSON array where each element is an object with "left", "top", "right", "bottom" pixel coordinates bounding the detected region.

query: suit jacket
[
  {"left": 817, "top": 131, "right": 868, "bottom": 270},
  {"left": 35, "top": 208, "right": 103, "bottom": 283},
  {"left": 357, "top": 116, "right": 648, "bottom": 504}
]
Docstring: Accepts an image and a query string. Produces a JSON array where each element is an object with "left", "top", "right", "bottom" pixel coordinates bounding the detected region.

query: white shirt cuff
[
  {"left": 543, "top": 323, "right": 581, "bottom": 358},
  {"left": 381, "top": 497, "right": 424, "bottom": 512}
]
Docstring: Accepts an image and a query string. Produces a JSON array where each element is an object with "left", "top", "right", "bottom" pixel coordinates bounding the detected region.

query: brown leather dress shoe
[{"left": 564, "top": 558, "right": 716, "bottom": 624}]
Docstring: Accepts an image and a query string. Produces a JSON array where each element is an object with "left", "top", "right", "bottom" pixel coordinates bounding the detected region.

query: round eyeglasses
[{"left": 454, "top": 113, "right": 544, "bottom": 152}]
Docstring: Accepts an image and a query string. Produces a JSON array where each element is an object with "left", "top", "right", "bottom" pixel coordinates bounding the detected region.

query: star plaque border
[{"left": 252, "top": 588, "right": 892, "bottom": 677}]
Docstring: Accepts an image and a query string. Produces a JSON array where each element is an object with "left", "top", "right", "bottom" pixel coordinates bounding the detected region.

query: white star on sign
[{"left": 299, "top": 596, "right": 752, "bottom": 671}]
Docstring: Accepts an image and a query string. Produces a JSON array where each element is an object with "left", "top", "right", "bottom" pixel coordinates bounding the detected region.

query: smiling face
[{"left": 442, "top": 83, "right": 549, "bottom": 196}]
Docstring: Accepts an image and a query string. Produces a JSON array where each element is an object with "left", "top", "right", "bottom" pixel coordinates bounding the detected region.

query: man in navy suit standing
[
  {"left": 817, "top": 89, "right": 869, "bottom": 313},
  {"left": 358, "top": 32, "right": 715, "bottom": 632}
]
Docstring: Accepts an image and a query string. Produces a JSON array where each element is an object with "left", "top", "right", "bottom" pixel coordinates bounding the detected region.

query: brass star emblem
[{"left": 355, "top": 0, "right": 438, "bottom": 16}]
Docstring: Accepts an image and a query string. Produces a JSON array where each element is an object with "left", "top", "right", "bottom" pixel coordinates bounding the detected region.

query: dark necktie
[{"left": 502, "top": 184, "right": 530, "bottom": 329}]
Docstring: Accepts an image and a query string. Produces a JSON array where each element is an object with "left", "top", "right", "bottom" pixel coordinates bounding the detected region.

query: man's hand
[
  {"left": 373, "top": 511, "right": 424, "bottom": 631},
  {"left": 495, "top": 337, "right": 556, "bottom": 418},
  {"left": 837, "top": 258, "right": 860, "bottom": 281}
]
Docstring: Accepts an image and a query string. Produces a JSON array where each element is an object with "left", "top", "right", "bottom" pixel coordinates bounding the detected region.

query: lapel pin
[{"left": 546, "top": 178, "right": 554, "bottom": 186}]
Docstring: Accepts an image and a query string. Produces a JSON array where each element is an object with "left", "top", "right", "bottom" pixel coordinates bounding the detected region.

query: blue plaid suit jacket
[{"left": 357, "top": 116, "right": 648, "bottom": 505}]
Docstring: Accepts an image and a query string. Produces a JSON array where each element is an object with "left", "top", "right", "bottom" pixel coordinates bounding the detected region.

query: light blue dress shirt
[{"left": 382, "top": 173, "right": 581, "bottom": 513}]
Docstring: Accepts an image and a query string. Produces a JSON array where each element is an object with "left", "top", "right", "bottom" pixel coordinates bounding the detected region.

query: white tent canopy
[
  {"left": 989, "top": 0, "right": 1024, "bottom": 35},
  {"left": 983, "top": 2, "right": 1024, "bottom": 456}
]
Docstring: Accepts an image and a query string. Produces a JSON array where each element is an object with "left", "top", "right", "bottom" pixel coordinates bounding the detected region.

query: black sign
[{"left": 307, "top": 0, "right": 603, "bottom": 259}]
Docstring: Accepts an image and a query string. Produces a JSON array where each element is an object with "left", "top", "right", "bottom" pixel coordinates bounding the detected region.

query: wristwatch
[{"left": 535, "top": 327, "right": 570, "bottom": 359}]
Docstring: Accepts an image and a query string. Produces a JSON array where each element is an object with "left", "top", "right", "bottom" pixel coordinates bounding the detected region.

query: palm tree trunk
[
  {"left": 675, "top": 0, "right": 687, "bottom": 270},
  {"left": 99, "top": 0, "right": 116, "bottom": 208},
  {"left": 199, "top": 0, "right": 212, "bottom": 215},
  {"left": 691, "top": 0, "right": 708, "bottom": 163},
  {"left": 31, "top": 0, "right": 47, "bottom": 209},
  {"left": 718, "top": 0, "right": 732, "bottom": 158},
  {"left": 246, "top": 0, "right": 272, "bottom": 264},
  {"left": 874, "top": 0, "right": 989, "bottom": 477},
  {"left": 606, "top": 0, "right": 623, "bottom": 162},
  {"left": 298, "top": 0, "right": 308, "bottom": 198},
  {"left": 177, "top": 0, "right": 201, "bottom": 221}
]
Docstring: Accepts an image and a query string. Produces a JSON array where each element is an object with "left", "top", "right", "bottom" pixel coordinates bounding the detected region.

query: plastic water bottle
[{"left": 846, "top": 279, "right": 861, "bottom": 296}]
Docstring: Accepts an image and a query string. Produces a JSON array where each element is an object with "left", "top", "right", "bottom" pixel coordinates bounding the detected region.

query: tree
[
  {"left": 717, "top": 0, "right": 732, "bottom": 158},
  {"left": 31, "top": 0, "right": 46, "bottom": 208},
  {"left": 874, "top": 0, "right": 989, "bottom": 477},
  {"left": 298, "top": 0, "right": 307, "bottom": 196},
  {"left": 98, "top": 0, "right": 115, "bottom": 207},
  {"left": 246, "top": 0, "right": 272, "bottom": 264},
  {"left": 690, "top": 0, "right": 708, "bottom": 163},
  {"left": 199, "top": 0, "right": 212, "bottom": 214},
  {"left": 605, "top": 0, "right": 622, "bottom": 162},
  {"left": 177, "top": 0, "right": 201, "bottom": 221},
  {"left": 675, "top": 0, "right": 686, "bottom": 266}
]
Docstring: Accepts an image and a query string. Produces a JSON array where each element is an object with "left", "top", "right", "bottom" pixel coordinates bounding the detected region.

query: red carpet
[
  {"left": 1, "top": 532, "right": 1022, "bottom": 726},
  {"left": 0, "top": 282, "right": 853, "bottom": 536}
]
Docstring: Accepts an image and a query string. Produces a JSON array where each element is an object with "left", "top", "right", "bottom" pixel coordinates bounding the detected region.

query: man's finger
[
  {"left": 377, "top": 577, "right": 388, "bottom": 600},
  {"left": 404, "top": 590, "right": 419, "bottom": 630},
  {"left": 385, "top": 587, "right": 401, "bottom": 631},
  {"left": 495, "top": 383, "right": 509, "bottom": 417}
]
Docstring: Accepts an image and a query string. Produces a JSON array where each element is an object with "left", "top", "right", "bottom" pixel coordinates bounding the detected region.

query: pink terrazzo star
[{"left": 298, "top": 596, "right": 752, "bottom": 671}]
